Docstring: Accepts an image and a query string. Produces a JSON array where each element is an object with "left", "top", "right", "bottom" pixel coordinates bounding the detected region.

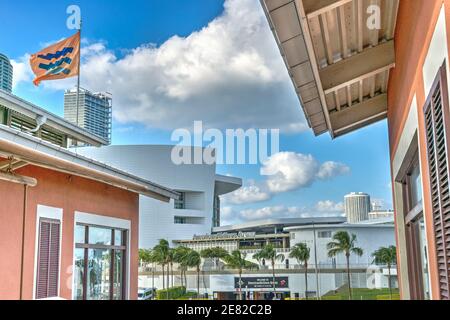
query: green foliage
[
  {"left": 372, "top": 246, "right": 397, "bottom": 266},
  {"left": 156, "top": 286, "right": 187, "bottom": 300},
  {"left": 289, "top": 243, "right": 310, "bottom": 266},
  {"left": 200, "top": 247, "right": 229, "bottom": 260},
  {"left": 327, "top": 231, "right": 364, "bottom": 258},
  {"left": 139, "top": 249, "right": 153, "bottom": 263},
  {"left": 224, "top": 250, "right": 258, "bottom": 271},
  {"left": 254, "top": 244, "right": 285, "bottom": 265}
]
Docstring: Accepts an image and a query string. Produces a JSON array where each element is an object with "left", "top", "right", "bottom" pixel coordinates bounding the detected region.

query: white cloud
[
  {"left": 240, "top": 206, "right": 286, "bottom": 220},
  {"left": 11, "top": 55, "right": 33, "bottom": 89},
  {"left": 317, "top": 162, "right": 351, "bottom": 180},
  {"left": 315, "top": 200, "right": 344, "bottom": 213},
  {"left": 13, "top": 0, "right": 306, "bottom": 133},
  {"left": 223, "top": 183, "right": 271, "bottom": 205},
  {"left": 261, "top": 152, "right": 350, "bottom": 194},
  {"left": 261, "top": 152, "right": 319, "bottom": 193}
]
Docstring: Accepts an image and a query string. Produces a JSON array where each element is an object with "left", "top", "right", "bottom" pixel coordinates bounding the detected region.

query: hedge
[{"left": 156, "top": 286, "right": 187, "bottom": 300}]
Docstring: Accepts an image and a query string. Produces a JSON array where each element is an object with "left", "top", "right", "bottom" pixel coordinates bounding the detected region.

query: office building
[
  {"left": 344, "top": 192, "right": 371, "bottom": 223},
  {"left": 261, "top": 0, "right": 449, "bottom": 300},
  {"left": 0, "top": 90, "right": 178, "bottom": 300},
  {"left": 76, "top": 145, "right": 242, "bottom": 248},
  {"left": 0, "top": 53, "right": 13, "bottom": 93},
  {"left": 64, "top": 87, "right": 112, "bottom": 145}
]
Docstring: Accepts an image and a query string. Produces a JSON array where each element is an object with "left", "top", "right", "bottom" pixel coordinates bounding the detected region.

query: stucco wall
[
  {"left": 387, "top": 0, "right": 450, "bottom": 300},
  {"left": 0, "top": 163, "right": 139, "bottom": 300}
]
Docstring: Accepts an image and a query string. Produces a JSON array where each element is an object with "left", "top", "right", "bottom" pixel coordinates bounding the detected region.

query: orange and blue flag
[{"left": 30, "top": 31, "right": 80, "bottom": 86}]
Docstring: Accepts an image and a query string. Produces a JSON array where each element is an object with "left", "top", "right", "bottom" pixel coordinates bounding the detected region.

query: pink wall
[{"left": 0, "top": 163, "right": 139, "bottom": 300}]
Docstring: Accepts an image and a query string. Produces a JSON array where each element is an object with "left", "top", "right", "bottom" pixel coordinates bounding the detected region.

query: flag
[{"left": 30, "top": 31, "right": 80, "bottom": 86}]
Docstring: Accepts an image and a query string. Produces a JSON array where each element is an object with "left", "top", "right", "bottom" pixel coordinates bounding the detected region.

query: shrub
[
  {"left": 376, "top": 294, "right": 400, "bottom": 300},
  {"left": 156, "top": 286, "right": 187, "bottom": 300}
]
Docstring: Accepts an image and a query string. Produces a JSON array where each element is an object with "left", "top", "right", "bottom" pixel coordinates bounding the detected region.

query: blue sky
[{"left": 0, "top": 0, "right": 393, "bottom": 224}]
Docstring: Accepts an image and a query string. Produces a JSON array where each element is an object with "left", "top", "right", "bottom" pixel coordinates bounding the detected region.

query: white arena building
[{"left": 76, "top": 145, "right": 242, "bottom": 247}]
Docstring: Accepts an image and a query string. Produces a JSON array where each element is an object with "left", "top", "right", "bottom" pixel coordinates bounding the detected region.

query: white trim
[
  {"left": 72, "top": 212, "right": 131, "bottom": 300},
  {"left": 32, "top": 205, "right": 63, "bottom": 300}
]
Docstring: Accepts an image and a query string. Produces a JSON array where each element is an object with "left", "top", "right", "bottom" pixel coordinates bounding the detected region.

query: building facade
[
  {"left": 141, "top": 217, "right": 396, "bottom": 299},
  {"left": 344, "top": 192, "right": 371, "bottom": 223},
  {"left": 64, "top": 88, "right": 112, "bottom": 145},
  {"left": 261, "top": 0, "right": 450, "bottom": 300},
  {"left": 0, "top": 53, "right": 13, "bottom": 93},
  {"left": 76, "top": 145, "right": 242, "bottom": 248},
  {"left": 0, "top": 90, "right": 178, "bottom": 300}
]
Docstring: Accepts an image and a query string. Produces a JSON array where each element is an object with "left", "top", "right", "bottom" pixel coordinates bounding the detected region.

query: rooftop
[
  {"left": 0, "top": 124, "right": 179, "bottom": 202},
  {"left": 213, "top": 216, "right": 347, "bottom": 234},
  {"left": 0, "top": 89, "right": 108, "bottom": 146}
]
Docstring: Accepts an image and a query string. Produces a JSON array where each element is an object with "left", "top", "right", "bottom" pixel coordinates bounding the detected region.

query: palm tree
[
  {"left": 200, "top": 247, "right": 229, "bottom": 270},
  {"left": 185, "top": 249, "right": 202, "bottom": 295},
  {"left": 372, "top": 246, "right": 397, "bottom": 299},
  {"left": 173, "top": 246, "right": 190, "bottom": 287},
  {"left": 327, "top": 231, "right": 363, "bottom": 300},
  {"left": 152, "top": 239, "right": 170, "bottom": 290},
  {"left": 289, "top": 243, "right": 310, "bottom": 299},
  {"left": 168, "top": 248, "right": 175, "bottom": 287},
  {"left": 224, "top": 250, "right": 258, "bottom": 300},
  {"left": 255, "top": 244, "right": 285, "bottom": 294}
]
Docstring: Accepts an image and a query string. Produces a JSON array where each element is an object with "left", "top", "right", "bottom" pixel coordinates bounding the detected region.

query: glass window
[
  {"left": 418, "top": 218, "right": 430, "bottom": 299},
  {"left": 75, "top": 225, "right": 86, "bottom": 244},
  {"left": 410, "top": 164, "right": 423, "bottom": 207},
  {"left": 74, "top": 224, "right": 126, "bottom": 300},
  {"left": 87, "top": 249, "right": 111, "bottom": 300},
  {"left": 74, "top": 248, "right": 85, "bottom": 300},
  {"left": 114, "top": 230, "right": 123, "bottom": 246},
  {"left": 113, "top": 250, "right": 124, "bottom": 300},
  {"left": 174, "top": 192, "right": 185, "bottom": 209},
  {"left": 318, "top": 231, "right": 332, "bottom": 239},
  {"left": 89, "top": 226, "right": 112, "bottom": 245}
]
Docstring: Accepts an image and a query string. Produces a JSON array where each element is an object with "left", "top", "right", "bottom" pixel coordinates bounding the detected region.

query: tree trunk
[
  {"left": 197, "top": 266, "right": 200, "bottom": 296},
  {"left": 239, "top": 270, "right": 242, "bottom": 301},
  {"left": 167, "top": 264, "right": 170, "bottom": 289},
  {"left": 304, "top": 262, "right": 308, "bottom": 300},
  {"left": 272, "top": 260, "right": 276, "bottom": 295},
  {"left": 162, "top": 264, "right": 165, "bottom": 290},
  {"left": 346, "top": 254, "right": 352, "bottom": 300},
  {"left": 171, "top": 262, "right": 174, "bottom": 287},
  {"left": 388, "top": 263, "right": 392, "bottom": 300}
]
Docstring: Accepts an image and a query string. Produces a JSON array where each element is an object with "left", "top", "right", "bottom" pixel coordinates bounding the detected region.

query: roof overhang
[
  {"left": 261, "top": 0, "right": 399, "bottom": 138},
  {"left": 0, "top": 90, "right": 108, "bottom": 146},
  {"left": 0, "top": 124, "right": 179, "bottom": 202},
  {"left": 214, "top": 174, "right": 242, "bottom": 196}
]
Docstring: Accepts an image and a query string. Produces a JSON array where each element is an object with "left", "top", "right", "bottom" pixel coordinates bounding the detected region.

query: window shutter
[
  {"left": 424, "top": 63, "right": 450, "bottom": 300},
  {"left": 36, "top": 219, "right": 60, "bottom": 299}
]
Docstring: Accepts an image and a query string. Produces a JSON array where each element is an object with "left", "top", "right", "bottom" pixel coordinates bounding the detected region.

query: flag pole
[{"left": 76, "top": 19, "right": 82, "bottom": 127}]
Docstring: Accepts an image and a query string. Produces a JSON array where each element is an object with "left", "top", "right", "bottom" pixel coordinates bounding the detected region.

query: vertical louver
[
  {"left": 36, "top": 219, "right": 60, "bottom": 299},
  {"left": 424, "top": 63, "right": 450, "bottom": 300}
]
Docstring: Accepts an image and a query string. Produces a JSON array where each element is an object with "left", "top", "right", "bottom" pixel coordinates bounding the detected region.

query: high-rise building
[
  {"left": 344, "top": 192, "right": 371, "bottom": 223},
  {"left": 0, "top": 53, "right": 13, "bottom": 93},
  {"left": 64, "top": 87, "right": 112, "bottom": 145}
]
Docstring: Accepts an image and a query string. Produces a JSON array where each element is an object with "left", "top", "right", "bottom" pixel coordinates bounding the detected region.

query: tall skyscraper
[
  {"left": 0, "top": 53, "right": 13, "bottom": 93},
  {"left": 344, "top": 192, "right": 371, "bottom": 223},
  {"left": 64, "top": 87, "right": 112, "bottom": 145}
]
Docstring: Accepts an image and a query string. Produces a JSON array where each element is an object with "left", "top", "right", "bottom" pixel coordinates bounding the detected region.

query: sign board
[{"left": 234, "top": 277, "right": 289, "bottom": 289}]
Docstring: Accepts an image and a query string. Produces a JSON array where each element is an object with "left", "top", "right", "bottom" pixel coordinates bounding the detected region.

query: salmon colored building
[
  {"left": 262, "top": 0, "right": 450, "bottom": 299},
  {"left": 0, "top": 90, "right": 178, "bottom": 300}
]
